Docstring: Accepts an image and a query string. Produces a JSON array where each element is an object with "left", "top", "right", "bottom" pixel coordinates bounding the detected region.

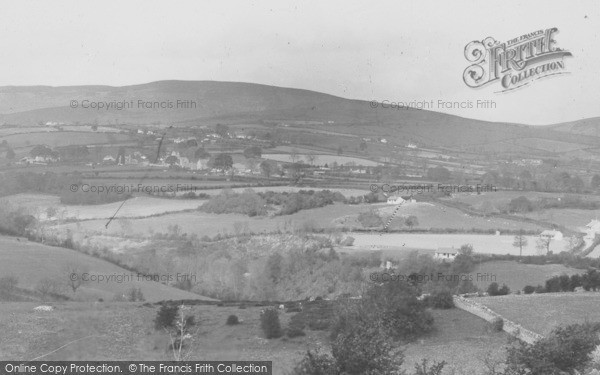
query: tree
[
  {"left": 592, "top": 174, "right": 600, "bottom": 190},
  {"left": 306, "top": 153, "right": 317, "bottom": 166},
  {"left": 214, "top": 124, "right": 229, "bottom": 138},
  {"left": 359, "top": 140, "right": 367, "bottom": 152},
  {"left": 64, "top": 263, "right": 88, "bottom": 293},
  {"left": 405, "top": 215, "right": 419, "bottom": 229},
  {"left": 194, "top": 148, "right": 210, "bottom": 159},
  {"left": 290, "top": 148, "right": 299, "bottom": 163},
  {"left": 243, "top": 146, "right": 262, "bottom": 159},
  {"left": 336, "top": 146, "right": 343, "bottom": 156},
  {"left": 487, "top": 282, "right": 499, "bottom": 296},
  {"left": 165, "top": 155, "right": 179, "bottom": 166},
  {"left": 5, "top": 148, "right": 15, "bottom": 159},
  {"left": 536, "top": 236, "right": 551, "bottom": 255},
  {"left": 30, "top": 145, "right": 53, "bottom": 158},
  {"left": 260, "top": 161, "right": 273, "bottom": 178},
  {"left": 508, "top": 196, "right": 534, "bottom": 213},
  {"left": 513, "top": 230, "right": 528, "bottom": 256},
  {"left": 213, "top": 153, "right": 233, "bottom": 171}
]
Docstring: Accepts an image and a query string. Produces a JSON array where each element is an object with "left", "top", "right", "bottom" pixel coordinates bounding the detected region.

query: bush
[
  {"left": 286, "top": 324, "right": 306, "bottom": 338},
  {"left": 487, "top": 282, "right": 499, "bottom": 296},
  {"left": 291, "top": 350, "right": 339, "bottom": 375},
  {"left": 154, "top": 305, "right": 179, "bottom": 330},
  {"left": 357, "top": 208, "right": 383, "bottom": 228},
  {"left": 523, "top": 285, "right": 536, "bottom": 294},
  {"left": 490, "top": 317, "right": 504, "bottom": 332},
  {"left": 226, "top": 315, "right": 239, "bottom": 325},
  {"left": 260, "top": 308, "right": 283, "bottom": 339},
  {"left": 427, "top": 290, "right": 454, "bottom": 309}
]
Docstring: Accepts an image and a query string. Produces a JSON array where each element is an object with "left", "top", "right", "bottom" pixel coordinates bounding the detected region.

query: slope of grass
[{"left": 0, "top": 236, "right": 212, "bottom": 302}]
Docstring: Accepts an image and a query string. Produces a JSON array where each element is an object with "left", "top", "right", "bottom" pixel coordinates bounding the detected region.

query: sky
[{"left": 0, "top": 0, "right": 598, "bottom": 125}]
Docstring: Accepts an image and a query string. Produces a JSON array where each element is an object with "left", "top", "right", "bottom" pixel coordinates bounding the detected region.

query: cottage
[
  {"left": 387, "top": 196, "right": 404, "bottom": 205},
  {"left": 434, "top": 248, "right": 458, "bottom": 261}
]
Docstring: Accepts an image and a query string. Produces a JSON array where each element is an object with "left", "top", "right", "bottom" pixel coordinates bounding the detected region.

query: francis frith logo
[{"left": 463, "top": 27, "right": 572, "bottom": 92}]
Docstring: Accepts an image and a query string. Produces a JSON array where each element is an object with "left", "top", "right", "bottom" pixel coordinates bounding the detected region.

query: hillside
[
  {"left": 2, "top": 80, "right": 600, "bottom": 150},
  {"left": 0, "top": 235, "right": 215, "bottom": 302}
]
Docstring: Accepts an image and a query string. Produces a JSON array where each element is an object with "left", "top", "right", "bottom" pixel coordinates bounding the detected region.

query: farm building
[
  {"left": 540, "top": 229, "right": 563, "bottom": 241},
  {"left": 387, "top": 196, "right": 416, "bottom": 204},
  {"left": 434, "top": 247, "right": 458, "bottom": 261}
]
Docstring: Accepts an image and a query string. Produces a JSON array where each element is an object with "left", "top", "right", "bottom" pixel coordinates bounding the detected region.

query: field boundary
[{"left": 453, "top": 296, "right": 544, "bottom": 345}]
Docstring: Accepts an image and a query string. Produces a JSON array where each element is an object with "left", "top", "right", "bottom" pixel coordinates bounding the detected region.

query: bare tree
[
  {"left": 290, "top": 148, "right": 299, "bottom": 163},
  {"left": 512, "top": 230, "right": 528, "bottom": 257},
  {"left": 166, "top": 305, "right": 198, "bottom": 361},
  {"left": 64, "top": 262, "right": 89, "bottom": 293},
  {"left": 536, "top": 236, "right": 551, "bottom": 255}
]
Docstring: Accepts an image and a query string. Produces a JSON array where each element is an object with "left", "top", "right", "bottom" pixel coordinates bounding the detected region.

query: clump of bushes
[
  {"left": 523, "top": 285, "right": 536, "bottom": 294},
  {"left": 200, "top": 189, "right": 267, "bottom": 216},
  {"left": 426, "top": 290, "right": 455, "bottom": 309},
  {"left": 487, "top": 282, "right": 510, "bottom": 296},
  {"left": 286, "top": 323, "right": 306, "bottom": 338},
  {"left": 260, "top": 307, "right": 283, "bottom": 339},
  {"left": 226, "top": 315, "right": 240, "bottom": 325},
  {"left": 490, "top": 317, "right": 504, "bottom": 332},
  {"left": 357, "top": 208, "right": 383, "bottom": 228},
  {"left": 154, "top": 304, "right": 179, "bottom": 330}
]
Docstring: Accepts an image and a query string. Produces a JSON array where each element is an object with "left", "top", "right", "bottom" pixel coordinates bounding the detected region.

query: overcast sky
[{"left": 0, "top": 0, "right": 598, "bottom": 125}]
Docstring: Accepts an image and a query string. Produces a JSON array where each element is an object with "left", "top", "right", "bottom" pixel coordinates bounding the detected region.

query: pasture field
[
  {"left": 0, "top": 127, "right": 57, "bottom": 136},
  {"left": 262, "top": 153, "right": 380, "bottom": 166},
  {"left": 374, "top": 202, "right": 544, "bottom": 232},
  {"left": 469, "top": 261, "right": 582, "bottom": 292},
  {"left": 0, "top": 236, "right": 209, "bottom": 302},
  {"left": 4, "top": 194, "right": 204, "bottom": 221},
  {"left": 442, "top": 190, "right": 600, "bottom": 211},
  {"left": 0, "top": 131, "right": 133, "bottom": 148},
  {"left": 522, "top": 208, "right": 600, "bottom": 231},
  {"left": 0, "top": 302, "right": 506, "bottom": 374},
  {"left": 476, "top": 293, "right": 600, "bottom": 336},
  {"left": 60, "top": 203, "right": 368, "bottom": 238},
  {"left": 350, "top": 233, "right": 569, "bottom": 256}
]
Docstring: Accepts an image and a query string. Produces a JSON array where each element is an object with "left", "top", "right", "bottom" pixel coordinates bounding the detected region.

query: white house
[
  {"left": 387, "top": 196, "right": 404, "bottom": 204},
  {"left": 434, "top": 248, "right": 459, "bottom": 261},
  {"left": 540, "top": 229, "right": 563, "bottom": 241},
  {"left": 102, "top": 155, "right": 116, "bottom": 163}
]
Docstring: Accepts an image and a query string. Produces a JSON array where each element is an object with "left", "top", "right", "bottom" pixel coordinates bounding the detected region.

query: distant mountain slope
[
  {"left": 1, "top": 80, "right": 599, "bottom": 149},
  {"left": 547, "top": 117, "right": 600, "bottom": 136}
]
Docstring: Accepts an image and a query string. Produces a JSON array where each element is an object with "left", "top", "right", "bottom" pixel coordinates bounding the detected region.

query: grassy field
[
  {"left": 469, "top": 261, "right": 582, "bottom": 292},
  {"left": 350, "top": 233, "right": 569, "bottom": 255},
  {"left": 0, "top": 302, "right": 506, "bottom": 374},
  {"left": 5, "top": 194, "right": 204, "bottom": 221},
  {"left": 374, "top": 202, "right": 544, "bottom": 232},
  {"left": 1, "top": 131, "right": 133, "bottom": 148},
  {"left": 477, "top": 293, "right": 600, "bottom": 336},
  {"left": 0, "top": 236, "right": 210, "bottom": 302},
  {"left": 523, "top": 208, "right": 600, "bottom": 231}
]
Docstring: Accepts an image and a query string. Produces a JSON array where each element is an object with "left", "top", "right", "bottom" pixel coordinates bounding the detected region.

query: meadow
[
  {"left": 349, "top": 233, "right": 569, "bottom": 256},
  {"left": 469, "top": 261, "right": 582, "bottom": 292},
  {"left": 476, "top": 293, "right": 600, "bottom": 336},
  {"left": 0, "top": 236, "right": 207, "bottom": 302},
  {"left": 0, "top": 301, "right": 507, "bottom": 374}
]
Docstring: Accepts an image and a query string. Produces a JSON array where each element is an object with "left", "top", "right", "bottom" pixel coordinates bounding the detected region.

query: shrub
[
  {"left": 427, "top": 290, "right": 454, "bottom": 309},
  {"left": 307, "top": 319, "right": 330, "bottom": 331},
  {"left": 498, "top": 284, "right": 511, "bottom": 295},
  {"left": 291, "top": 350, "right": 339, "bottom": 375},
  {"left": 154, "top": 305, "right": 179, "bottom": 330},
  {"left": 487, "top": 282, "right": 499, "bottom": 296},
  {"left": 505, "top": 322, "right": 600, "bottom": 374},
  {"left": 357, "top": 208, "right": 383, "bottom": 228},
  {"left": 260, "top": 308, "right": 283, "bottom": 339},
  {"left": 523, "top": 285, "right": 536, "bottom": 294},
  {"left": 413, "top": 359, "right": 447, "bottom": 375},
  {"left": 490, "top": 317, "right": 504, "bottom": 332},
  {"left": 226, "top": 315, "right": 239, "bottom": 325},
  {"left": 286, "top": 324, "right": 306, "bottom": 338}
]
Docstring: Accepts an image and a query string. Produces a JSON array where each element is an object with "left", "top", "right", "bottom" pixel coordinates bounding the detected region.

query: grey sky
[{"left": 0, "top": 0, "right": 598, "bottom": 124}]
